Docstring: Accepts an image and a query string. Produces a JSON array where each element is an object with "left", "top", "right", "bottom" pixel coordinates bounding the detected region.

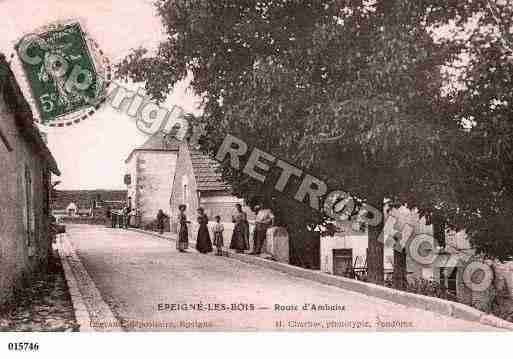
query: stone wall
[
  {"left": 265, "top": 227, "right": 289, "bottom": 263},
  {"left": 494, "top": 263, "right": 513, "bottom": 298},
  {"left": 200, "top": 195, "right": 245, "bottom": 223},
  {"left": 60, "top": 217, "right": 107, "bottom": 225},
  {"left": 16, "top": 119, "right": 51, "bottom": 273},
  {"left": 0, "top": 87, "right": 19, "bottom": 305},
  {"left": 0, "top": 89, "right": 52, "bottom": 306}
]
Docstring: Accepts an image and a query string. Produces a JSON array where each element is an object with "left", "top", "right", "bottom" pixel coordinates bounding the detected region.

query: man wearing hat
[{"left": 250, "top": 204, "right": 274, "bottom": 255}]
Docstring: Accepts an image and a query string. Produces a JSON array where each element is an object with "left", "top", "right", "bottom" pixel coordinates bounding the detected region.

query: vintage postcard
[{"left": 1, "top": 0, "right": 513, "bottom": 352}]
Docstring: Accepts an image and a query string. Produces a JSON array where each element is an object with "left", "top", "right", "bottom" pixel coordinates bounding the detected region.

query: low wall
[
  {"left": 60, "top": 216, "right": 107, "bottom": 225},
  {"left": 265, "top": 227, "right": 289, "bottom": 263},
  {"left": 494, "top": 263, "right": 513, "bottom": 298},
  {"left": 221, "top": 250, "right": 513, "bottom": 330}
]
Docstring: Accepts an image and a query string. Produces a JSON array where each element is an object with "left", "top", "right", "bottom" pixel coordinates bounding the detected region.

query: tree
[
  {"left": 118, "top": 1, "right": 479, "bottom": 284},
  {"left": 447, "top": 0, "right": 513, "bottom": 262}
]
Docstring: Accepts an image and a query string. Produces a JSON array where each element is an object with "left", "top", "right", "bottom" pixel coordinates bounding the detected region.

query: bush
[{"left": 405, "top": 276, "right": 458, "bottom": 302}]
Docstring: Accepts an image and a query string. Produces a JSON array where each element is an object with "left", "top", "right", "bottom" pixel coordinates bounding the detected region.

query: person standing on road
[
  {"left": 177, "top": 204, "right": 189, "bottom": 252},
  {"left": 250, "top": 204, "right": 274, "bottom": 255},
  {"left": 157, "top": 209, "right": 169, "bottom": 235},
  {"left": 241, "top": 204, "right": 250, "bottom": 250},
  {"left": 196, "top": 207, "right": 213, "bottom": 254},
  {"left": 122, "top": 206, "right": 129, "bottom": 229},
  {"left": 124, "top": 197, "right": 132, "bottom": 228},
  {"left": 229, "top": 203, "right": 249, "bottom": 253},
  {"left": 213, "top": 215, "right": 224, "bottom": 256}
]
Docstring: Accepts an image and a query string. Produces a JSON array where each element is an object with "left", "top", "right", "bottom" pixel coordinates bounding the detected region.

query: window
[
  {"left": 24, "top": 165, "right": 35, "bottom": 247},
  {"left": 42, "top": 167, "right": 49, "bottom": 216},
  {"left": 182, "top": 175, "right": 189, "bottom": 205}
]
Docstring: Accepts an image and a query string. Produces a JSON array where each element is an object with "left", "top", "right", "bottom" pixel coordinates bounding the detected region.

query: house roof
[
  {"left": 190, "top": 149, "right": 231, "bottom": 193},
  {"left": 125, "top": 131, "right": 180, "bottom": 163},
  {"left": 0, "top": 53, "right": 60, "bottom": 175},
  {"left": 66, "top": 202, "right": 78, "bottom": 210}
]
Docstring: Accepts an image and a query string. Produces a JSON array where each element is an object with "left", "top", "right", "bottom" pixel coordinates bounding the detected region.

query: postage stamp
[{"left": 15, "top": 21, "right": 110, "bottom": 126}]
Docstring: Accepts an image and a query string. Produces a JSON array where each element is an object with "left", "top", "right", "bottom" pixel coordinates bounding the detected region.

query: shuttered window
[{"left": 24, "top": 164, "right": 35, "bottom": 247}]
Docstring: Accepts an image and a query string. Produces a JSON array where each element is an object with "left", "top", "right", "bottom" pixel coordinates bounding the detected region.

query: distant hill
[{"left": 52, "top": 190, "right": 127, "bottom": 210}]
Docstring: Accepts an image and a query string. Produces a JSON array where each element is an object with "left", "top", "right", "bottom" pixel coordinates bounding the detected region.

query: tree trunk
[
  {"left": 288, "top": 226, "right": 320, "bottom": 270},
  {"left": 393, "top": 247, "right": 407, "bottom": 290},
  {"left": 439, "top": 268, "right": 447, "bottom": 299},
  {"left": 367, "top": 198, "right": 384, "bottom": 285},
  {"left": 432, "top": 212, "right": 446, "bottom": 248}
]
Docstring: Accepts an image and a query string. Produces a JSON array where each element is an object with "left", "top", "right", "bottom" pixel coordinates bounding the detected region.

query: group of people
[
  {"left": 176, "top": 205, "right": 213, "bottom": 254},
  {"left": 175, "top": 203, "right": 274, "bottom": 256},
  {"left": 110, "top": 196, "right": 136, "bottom": 229}
]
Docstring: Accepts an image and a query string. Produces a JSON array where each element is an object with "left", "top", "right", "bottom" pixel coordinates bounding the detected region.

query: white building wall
[
  {"left": 320, "top": 206, "right": 435, "bottom": 276},
  {"left": 136, "top": 151, "right": 177, "bottom": 223},
  {"left": 320, "top": 234, "right": 393, "bottom": 274}
]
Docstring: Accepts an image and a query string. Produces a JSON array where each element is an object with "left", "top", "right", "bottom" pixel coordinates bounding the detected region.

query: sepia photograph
[{"left": 0, "top": 0, "right": 512, "bottom": 356}]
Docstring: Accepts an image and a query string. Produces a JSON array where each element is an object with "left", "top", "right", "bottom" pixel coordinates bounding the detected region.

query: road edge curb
[
  {"left": 128, "top": 227, "right": 513, "bottom": 331},
  {"left": 55, "top": 234, "right": 93, "bottom": 332},
  {"left": 223, "top": 250, "right": 513, "bottom": 331}
]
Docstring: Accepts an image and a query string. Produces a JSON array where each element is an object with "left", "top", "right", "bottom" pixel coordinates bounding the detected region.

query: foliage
[
  {"left": 405, "top": 276, "right": 458, "bottom": 302},
  {"left": 446, "top": 0, "right": 513, "bottom": 261},
  {"left": 117, "top": 0, "right": 513, "bottom": 278}
]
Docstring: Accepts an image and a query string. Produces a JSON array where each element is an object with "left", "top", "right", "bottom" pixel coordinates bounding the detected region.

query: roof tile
[{"left": 190, "top": 149, "right": 231, "bottom": 192}]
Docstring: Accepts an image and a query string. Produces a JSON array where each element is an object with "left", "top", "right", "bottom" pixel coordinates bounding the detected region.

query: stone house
[
  {"left": 124, "top": 134, "right": 289, "bottom": 257},
  {"left": 321, "top": 221, "right": 387, "bottom": 276},
  {"left": 125, "top": 131, "right": 250, "bottom": 230},
  {"left": 320, "top": 205, "right": 513, "bottom": 311},
  {"left": 0, "top": 54, "right": 60, "bottom": 306},
  {"left": 66, "top": 202, "right": 78, "bottom": 217},
  {"left": 124, "top": 131, "right": 179, "bottom": 224},
  {"left": 123, "top": 133, "right": 292, "bottom": 263},
  {"left": 169, "top": 141, "right": 248, "bottom": 240}
]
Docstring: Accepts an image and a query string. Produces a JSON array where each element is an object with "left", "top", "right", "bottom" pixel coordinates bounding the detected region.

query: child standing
[{"left": 213, "top": 215, "right": 224, "bottom": 256}]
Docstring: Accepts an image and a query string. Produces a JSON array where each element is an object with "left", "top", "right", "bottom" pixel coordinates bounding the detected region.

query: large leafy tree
[
  {"left": 447, "top": 0, "right": 513, "bottom": 261},
  {"left": 118, "top": 1, "right": 484, "bottom": 284}
]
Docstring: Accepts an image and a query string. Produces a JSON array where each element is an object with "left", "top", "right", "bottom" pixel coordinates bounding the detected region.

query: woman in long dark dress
[
  {"left": 196, "top": 208, "right": 213, "bottom": 254},
  {"left": 230, "top": 204, "right": 249, "bottom": 253},
  {"left": 241, "top": 206, "right": 250, "bottom": 250},
  {"left": 177, "top": 204, "right": 189, "bottom": 252}
]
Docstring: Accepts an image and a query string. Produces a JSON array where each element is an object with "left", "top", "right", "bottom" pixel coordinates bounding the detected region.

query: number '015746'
[{"left": 7, "top": 342, "right": 39, "bottom": 351}]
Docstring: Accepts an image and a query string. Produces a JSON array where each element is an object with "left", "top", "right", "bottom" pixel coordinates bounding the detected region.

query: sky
[{"left": 0, "top": 0, "right": 201, "bottom": 190}]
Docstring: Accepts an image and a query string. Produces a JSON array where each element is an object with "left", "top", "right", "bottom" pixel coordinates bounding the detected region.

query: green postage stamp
[{"left": 16, "top": 22, "right": 101, "bottom": 124}]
